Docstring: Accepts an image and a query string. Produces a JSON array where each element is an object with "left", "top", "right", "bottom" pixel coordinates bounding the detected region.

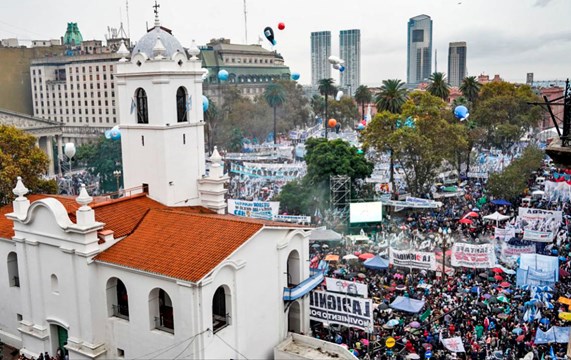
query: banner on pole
[
  {"left": 309, "top": 290, "right": 373, "bottom": 331},
  {"left": 518, "top": 208, "right": 563, "bottom": 223},
  {"left": 451, "top": 243, "right": 496, "bottom": 268},
  {"left": 390, "top": 249, "right": 437, "bottom": 270}
]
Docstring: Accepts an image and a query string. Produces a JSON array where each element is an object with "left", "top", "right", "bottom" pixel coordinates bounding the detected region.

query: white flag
[{"left": 441, "top": 337, "right": 465, "bottom": 352}]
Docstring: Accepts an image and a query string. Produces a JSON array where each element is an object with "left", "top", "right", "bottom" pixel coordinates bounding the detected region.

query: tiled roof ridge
[{"left": 90, "top": 192, "right": 151, "bottom": 209}]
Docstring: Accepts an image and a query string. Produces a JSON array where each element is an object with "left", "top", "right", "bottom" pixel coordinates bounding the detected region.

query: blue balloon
[
  {"left": 202, "top": 95, "right": 209, "bottom": 112},
  {"left": 104, "top": 130, "right": 111, "bottom": 139},
  {"left": 218, "top": 69, "right": 229, "bottom": 81},
  {"left": 339, "top": 65, "right": 345, "bottom": 72},
  {"left": 454, "top": 105, "right": 469, "bottom": 120},
  {"left": 291, "top": 72, "right": 300, "bottom": 81},
  {"left": 110, "top": 127, "right": 121, "bottom": 140},
  {"left": 357, "top": 123, "right": 365, "bottom": 130}
]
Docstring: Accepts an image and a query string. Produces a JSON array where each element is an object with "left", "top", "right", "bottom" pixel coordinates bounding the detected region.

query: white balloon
[
  {"left": 328, "top": 55, "right": 341, "bottom": 64},
  {"left": 335, "top": 90, "right": 343, "bottom": 101},
  {"left": 332, "top": 63, "right": 340, "bottom": 70}
]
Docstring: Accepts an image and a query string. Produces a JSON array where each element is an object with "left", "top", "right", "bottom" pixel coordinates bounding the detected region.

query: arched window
[
  {"left": 51, "top": 274, "right": 59, "bottom": 294},
  {"left": 212, "top": 285, "right": 231, "bottom": 333},
  {"left": 287, "top": 250, "right": 301, "bottom": 286},
  {"left": 106, "top": 277, "right": 129, "bottom": 320},
  {"left": 135, "top": 88, "right": 148, "bottom": 124},
  {"left": 7, "top": 252, "right": 19, "bottom": 287},
  {"left": 176, "top": 87, "right": 187, "bottom": 123},
  {"left": 149, "top": 288, "right": 174, "bottom": 333}
]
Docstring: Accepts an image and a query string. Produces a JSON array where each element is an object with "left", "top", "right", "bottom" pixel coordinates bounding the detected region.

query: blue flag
[{"left": 550, "top": 345, "right": 555, "bottom": 360}]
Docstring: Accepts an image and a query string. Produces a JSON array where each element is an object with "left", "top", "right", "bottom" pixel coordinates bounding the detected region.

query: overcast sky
[{"left": 1, "top": 0, "right": 569, "bottom": 86}]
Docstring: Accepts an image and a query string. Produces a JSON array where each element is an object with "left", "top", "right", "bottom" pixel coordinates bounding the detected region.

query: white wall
[{"left": 0, "top": 238, "right": 23, "bottom": 348}]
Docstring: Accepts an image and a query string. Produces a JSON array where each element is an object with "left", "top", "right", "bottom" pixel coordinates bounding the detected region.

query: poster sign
[
  {"left": 441, "top": 337, "right": 465, "bottom": 352},
  {"left": 273, "top": 215, "right": 311, "bottom": 224},
  {"left": 309, "top": 290, "right": 373, "bottom": 330},
  {"left": 494, "top": 227, "right": 516, "bottom": 241},
  {"left": 390, "top": 249, "right": 437, "bottom": 270},
  {"left": 523, "top": 230, "right": 555, "bottom": 242},
  {"left": 451, "top": 243, "right": 496, "bottom": 268},
  {"left": 501, "top": 243, "right": 536, "bottom": 258},
  {"left": 467, "top": 172, "right": 489, "bottom": 179},
  {"left": 325, "top": 277, "right": 368, "bottom": 298},
  {"left": 227, "top": 199, "right": 279, "bottom": 220},
  {"left": 518, "top": 208, "right": 563, "bottom": 223}
]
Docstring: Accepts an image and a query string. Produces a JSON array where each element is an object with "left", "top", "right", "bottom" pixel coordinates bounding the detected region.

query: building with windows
[
  {"left": 339, "top": 29, "right": 361, "bottom": 96},
  {"left": 0, "top": 13, "right": 316, "bottom": 360},
  {"left": 310, "top": 31, "right": 331, "bottom": 86},
  {"left": 30, "top": 54, "right": 121, "bottom": 143},
  {"left": 448, "top": 42, "right": 467, "bottom": 87},
  {"left": 407, "top": 14, "right": 432, "bottom": 85},
  {"left": 200, "top": 38, "right": 291, "bottom": 100}
]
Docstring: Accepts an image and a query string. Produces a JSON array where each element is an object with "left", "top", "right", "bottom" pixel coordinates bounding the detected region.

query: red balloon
[
  {"left": 361, "top": 120, "right": 366, "bottom": 125},
  {"left": 328, "top": 119, "right": 337, "bottom": 128},
  {"left": 278, "top": 22, "right": 285, "bottom": 30}
]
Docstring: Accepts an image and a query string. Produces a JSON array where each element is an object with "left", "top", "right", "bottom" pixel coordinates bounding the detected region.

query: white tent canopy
[
  {"left": 483, "top": 211, "right": 510, "bottom": 222},
  {"left": 309, "top": 229, "right": 343, "bottom": 242}
]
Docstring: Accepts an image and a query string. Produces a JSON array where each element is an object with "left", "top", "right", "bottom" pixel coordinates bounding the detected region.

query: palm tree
[
  {"left": 374, "top": 79, "right": 408, "bottom": 199},
  {"left": 264, "top": 82, "right": 286, "bottom": 145},
  {"left": 318, "top": 78, "right": 337, "bottom": 139},
  {"left": 427, "top": 72, "right": 450, "bottom": 100},
  {"left": 311, "top": 94, "right": 325, "bottom": 120},
  {"left": 354, "top": 85, "right": 372, "bottom": 121},
  {"left": 375, "top": 79, "right": 408, "bottom": 114},
  {"left": 460, "top": 76, "right": 481, "bottom": 103}
]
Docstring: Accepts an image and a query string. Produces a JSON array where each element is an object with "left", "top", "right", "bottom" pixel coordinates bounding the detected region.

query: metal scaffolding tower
[{"left": 330, "top": 175, "right": 351, "bottom": 222}]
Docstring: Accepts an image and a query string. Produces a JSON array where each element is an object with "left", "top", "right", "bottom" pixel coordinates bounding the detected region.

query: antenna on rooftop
[
  {"left": 126, "top": 0, "right": 131, "bottom": 38},
  {"left": 243, "top": 0, "right": 248, "bottom": 44}
]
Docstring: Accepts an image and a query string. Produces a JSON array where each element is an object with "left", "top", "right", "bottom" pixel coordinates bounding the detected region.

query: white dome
[{"left": 132, "top": 26, "right": 185, "bottom": 59}]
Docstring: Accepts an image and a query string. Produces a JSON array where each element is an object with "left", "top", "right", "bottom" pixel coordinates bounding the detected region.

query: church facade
[{"left": 0, "top": 12, "right": 311, "bottom": 360}]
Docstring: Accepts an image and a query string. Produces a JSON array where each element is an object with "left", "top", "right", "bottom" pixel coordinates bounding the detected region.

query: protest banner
[
  {"left": 309, "top": 290, "right": 373, "bottom": 330},
  {"left": 451, "top": 243, "right": 496, "bottom": 268},
  {"left": 523, "top": 229, "right": 555, "bottom": 242},
  {"left": 501, "top": 243, "right": 536, "bottom": 258},
  {"left": 227, "top": 199, "right": 279, "bottom": 220},
  {"left": 390, "top": 249, "right": 437, "bottom": 270},
  {"left": 494, "top": 227, "right": 516, "bottom": 241},
  {"left": 325, "top": 277, "right": 368, "bottom": 298},
  {"left": 518, "top": 208, "right": 563, "bottom": 223}
]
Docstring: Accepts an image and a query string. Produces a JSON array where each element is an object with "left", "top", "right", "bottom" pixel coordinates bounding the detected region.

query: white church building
[{"left": 0, "top": 12, "right": 318, "bottom": 360}]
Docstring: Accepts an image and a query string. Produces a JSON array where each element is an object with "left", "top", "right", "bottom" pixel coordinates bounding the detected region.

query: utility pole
[{"left": 243, "top": 0, "right": 248, "bottom": 44}]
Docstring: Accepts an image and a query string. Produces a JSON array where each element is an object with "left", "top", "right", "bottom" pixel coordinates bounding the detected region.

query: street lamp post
[
  {"left": 113, "top": 170, "right": 122, "bottom": 195},
  {"left": 64, "top": 142, "right": 76, "bottom": 195}
]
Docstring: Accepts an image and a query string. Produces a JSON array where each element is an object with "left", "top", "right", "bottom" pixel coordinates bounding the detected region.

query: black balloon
[{"left": 264, "top": 26, "right": 276, "bottom": 45}]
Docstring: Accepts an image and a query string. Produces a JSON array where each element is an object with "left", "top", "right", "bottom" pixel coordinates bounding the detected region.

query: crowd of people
[{"left": 309, "top": 159, "right": 571, "bottom": 360}]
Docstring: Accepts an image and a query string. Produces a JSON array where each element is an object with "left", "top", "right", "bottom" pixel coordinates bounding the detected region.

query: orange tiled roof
[{"left": 95, "top": 209, "right": 265, "bottom": 282}]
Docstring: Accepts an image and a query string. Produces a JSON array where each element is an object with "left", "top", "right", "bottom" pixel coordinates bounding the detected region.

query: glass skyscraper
[
  {"left": 339, "top": 29, "right": 360, "bottom": 96},
  {"left": 448, "top": 42, "right": 467, "bottom": 87},
  {"left": 311, "top": 31, "right": 331, "bottom": 86},
  {"left": 407, "top": 14, "right": 432, "bottom": 84}
]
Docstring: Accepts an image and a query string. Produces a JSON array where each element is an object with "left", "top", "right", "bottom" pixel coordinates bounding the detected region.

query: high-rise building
[
  {"left": 407, "top": 15, "right": 432, "bottom": 85},
  {"left": 339, "top": 29, "right": 360, "bottom": 96},
  {"left": 310, "top": 31, "right": 331, "bottom": 86},
  {"left": 447, "top": 42, "right": 467, "bottom": 87}
]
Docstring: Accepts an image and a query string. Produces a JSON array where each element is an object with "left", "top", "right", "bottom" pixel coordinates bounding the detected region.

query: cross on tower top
[{"left": 153, "top": 1, "right": 161, "bottom": 26}]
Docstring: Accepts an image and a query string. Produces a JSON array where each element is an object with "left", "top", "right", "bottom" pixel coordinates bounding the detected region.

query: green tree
[
  {"left": 329, "top": 97, "right": 359, "bottom": 129},
  {"left": 363, "top": 92, "right": 468, "bottom": 196},
  {"left": 354, "top": 85, "right": 372, "bottom": 120},
  {"left": 471, "top": 81, "right": 542, "bottom": 149},
  {"left": 460, "top": 76, "right": 481, "bottom": 103},
  {"left": 264, "top": 82, "right": 286, "bottom": 144},
  {"left": 487, "top": 146, "right": 544, "bottom": 201},
  {"left": 76, "top": 136, "right": 122, "bottom": 193},
  {"left": 427, "top": 72, "right": 450, "bottom": 100},
  {"left": 276, "top": 80, "right": 310, "bottom": 130},
  {"left": 311, "top": 94, "right": 325, "bottom": 121},
  {"left": 204, "top": 95, "right": 218, "bottom": 153},
  {"left": 375, "top": 79, "right": 408, "bottom": 114},
  {"left": 277, "top": 137, "right": 374, "bottom": 217},
  {"left": 318, "top": 78, "right": 337, "bottom": 139},
  {"left": 0, "top": 125, "right": 56, "bottom": 204}
]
